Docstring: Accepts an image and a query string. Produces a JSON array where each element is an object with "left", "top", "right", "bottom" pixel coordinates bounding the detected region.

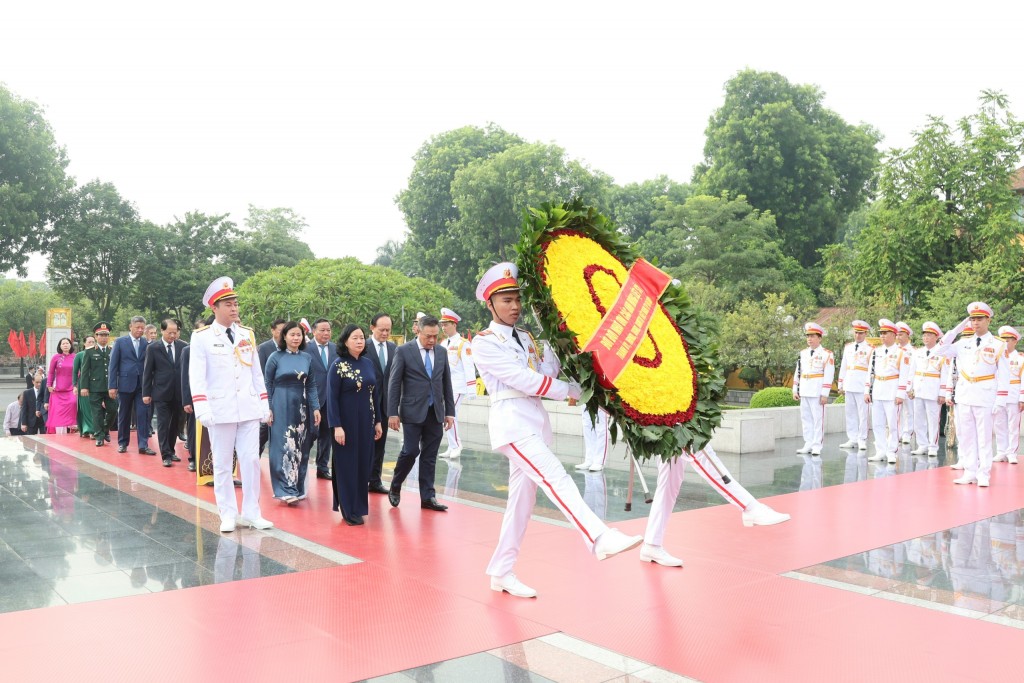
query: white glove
[
  {"left": 195, "top": 407, "right": 214, "bottom": 427},
  {"left": 567, "top": 382, "right": 582, "bottom": 401}
]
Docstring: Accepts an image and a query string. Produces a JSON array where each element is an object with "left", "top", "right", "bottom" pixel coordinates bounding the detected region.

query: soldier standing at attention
[
  {"left": 438, "top": 307, "right": 475, "bottom": 459},
  {"left": 793, "top": 322, "right": 834, "bottom": 456},
  {"left": 992, "top": 326, "right": 1022, "bottom": 465},
  {"left": 190, "top": 277, "right": 273, "bottom": 532},
  {"left": 895, "top": 321, "right": 916, "bottom": 445},
  {"left": 907, "top": 322, "right": 948, "bottom": 457},
  {"left": 837, "top": 320, "right": 872, "bottom": 451},
  {"left": 78, "top": 322, "right": 116, "bottom": 447},
  {"left": 865, "top": 319, "right": 911, "bottom": 464}
]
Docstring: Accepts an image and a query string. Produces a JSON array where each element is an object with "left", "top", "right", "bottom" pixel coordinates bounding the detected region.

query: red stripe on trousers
[
  {"left": 509, "top": 442, "right": 594, "bottom": 543},
  {"left": 690, "top": 455, "right": 745, "bottom": 509}
]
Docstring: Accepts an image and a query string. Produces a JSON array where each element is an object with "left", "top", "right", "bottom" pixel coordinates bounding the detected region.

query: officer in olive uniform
[{"left": 79, "top": 322, "right": 117, "bottom": 447}]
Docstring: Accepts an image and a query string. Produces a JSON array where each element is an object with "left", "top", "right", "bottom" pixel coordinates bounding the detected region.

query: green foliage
[
  {"left": 0, "top": 280, "right": 66, "bottom": 340},
  {"left": 716, "top": 292, "right": 811, "bottom": 388},
  {"left": 223, "top": 205, "right": 314, "bottom": 275},
  {"left": 842, "top": 92, "right": 1024, "bottom": 311},
  {"left": 832, "top": 393, "right": 845, "bottom": 405},
  {"left": 608, "top": 176, "right": 691, "bottom": 240},
  {"left": 639, "top": 193, "right": 802, "bottom": 309},
  {"left": 695, "top": 69, "right": 880, "bottom": 268},
  {"left": 920, "top": 256, "right": 1024, "bottom": 330},
  {"left": 749, "top": 387, "right": 799, "bottom": 408},
  {"left": 0, "top": 85, "right": 73, "bottom": 274},
  {"left": 236, "top": 258, "right": 456, "bottom": 340},
  {"left": 47, "top": 181, "right": 154, "bottom": 324},
  {"left": 737, "top": 366, "right": 762, "bottom": 389},
  {"left": 516, "top": 199, "right": 726, "bottom": 463}
]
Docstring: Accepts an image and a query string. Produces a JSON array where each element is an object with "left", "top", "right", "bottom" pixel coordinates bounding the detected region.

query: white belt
[{"left": 491, "top": 389, "right": 529, "bottom": 402}]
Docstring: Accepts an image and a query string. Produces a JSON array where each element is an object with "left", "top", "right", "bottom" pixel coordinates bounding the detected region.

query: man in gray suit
[
  {"left": 387, "top": 315, "right": 456, "bottom": 511},
  {"left": 367, "top": 313, "right": 397, "bottom": 494}
]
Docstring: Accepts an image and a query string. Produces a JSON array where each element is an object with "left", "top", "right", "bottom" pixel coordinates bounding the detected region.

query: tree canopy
[
  {"left": 0, "top": 84, "right": 73, "bottom": 275},
  {"left": 694, "top": 69, "right": 881, "bottom": 267}
]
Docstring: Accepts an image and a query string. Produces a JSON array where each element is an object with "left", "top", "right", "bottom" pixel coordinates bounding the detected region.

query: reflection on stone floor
[
  {"left": 794, "top": 511, "right": 1024, "bottom": 627},
  {"left": 0, "top": 438, "right": 337, "bottom": 614}
]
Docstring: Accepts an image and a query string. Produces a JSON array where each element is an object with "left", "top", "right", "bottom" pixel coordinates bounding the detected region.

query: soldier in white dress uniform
[
  {"left": 895, "top": 322, "right": 916, "bottom": 444},
  {"left": 189, "top": 277, "right": 273, "bottom": 533},
  {"left": 793, "top": 322, "right": 834, "bottom": 455},
  {"left": 935, "top": 302, "right": 1009, "bottom": 487},
  {"left": 865, "top": 319, "right": 911, "bottom": 464},
  {"left": 992, "top": 326, "right": 1022, "bottom": 465},
  {"left": 837, "top": 320, "right": 872, "bottom": 450},
  {"left": 907, "top": 322, "right": 949, "bottom": 457},
  {"left": 574, "top": 406, "right": 610, "bottom": 472},
  {"left": 471, "top": 262, "right": 642, "bottom": 598},
  {"left": 439, "top": 307, "right": 476, "bottom": 459}
]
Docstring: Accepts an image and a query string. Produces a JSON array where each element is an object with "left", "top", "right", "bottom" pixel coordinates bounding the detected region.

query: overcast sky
[{"left": 4, "top": 1, "right": 1021, "bottom": 281}]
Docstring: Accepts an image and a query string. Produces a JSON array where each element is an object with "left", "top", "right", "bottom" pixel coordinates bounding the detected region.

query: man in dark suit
[
  {"left": 142, "top": 319, "right": 188, "bottom": 467},
  {"left": 181, "top": 315, "right": 213, "bottom": 471},
  {"left": 20, "top": 373, "right": 49, "bottom": 435},
  {"left": 303, "top": 318, "right": 337, "bottom": 479},
  {"left": 366, "top": 313, "right": 397, "bottom": 494},
  {"left": 387, "top": 315, "right": 456, "bottom": 511},
  {"left": 109, "top": 316, "right": 154, "bottom": 454},
  {"left": 257, "top": 318, "right": 287, "bottom": 456}
]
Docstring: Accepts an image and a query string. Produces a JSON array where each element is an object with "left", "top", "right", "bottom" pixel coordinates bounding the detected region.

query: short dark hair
[
  {"left": 419, "top": 315, "right": 440, "bottom": 330},
  {"left": 370, "top": 312, "right": 392, "bottom": 327},
  {"left": 313, "top": 318, "right": 331, "bottom": 331},
  {"left": 338, "top": 324, "right": 366, "bottom": 359},
  {"left": 270, "top": 318, "right": 287, "bottom": 331},
  {"left": 160, "top": 318, "right": 178, "bottom": 331},
  {"left": 277, "top": 321, "right": 308, "bottom": 351}
]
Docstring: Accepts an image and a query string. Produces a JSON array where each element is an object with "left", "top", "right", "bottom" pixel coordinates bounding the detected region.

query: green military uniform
[{"left": 80, "top": 322, "right": 117, "bottom": 446}]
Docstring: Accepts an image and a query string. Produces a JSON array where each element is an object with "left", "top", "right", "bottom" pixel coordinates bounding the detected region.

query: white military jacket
[
  {"left": 1006, "top": 349, "right": 1023, "bottom": 403},
  {"left": 441, "top": 332, "right": 477, "bottom": 396},
  {"left": 936, "top": 323, "right": 1008, "bottom": 409},
  {"left": 907, "top": 346, "right": 949, "bottom": 401},
  {"left": 472, "top": 320, "right": 571, "bottom": 449},
  {"left": 837, "top": 341, "right": 871, "bottom": 393},
  {"left": 865, "top": 343, "right": 911, "bottom": 401},
  {"left": 189, "top": 321, "right": 269, "bottom": 424},
  {"left": 794, "top": 347, "right": 834, "bottom": 399}
]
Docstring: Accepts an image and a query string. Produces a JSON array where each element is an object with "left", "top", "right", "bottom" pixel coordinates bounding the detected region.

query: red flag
[
  {"left": 17, "top": 330, "right": 28, "bottom": 358},
  {"left": 39, "top": 330, "right": 46, "bottom": 356},
  {"left": 28, "top": 330, "right": 37, "bottom": 358},
  {"left": 7, "top": 330, "right": 16, "bottom": 355}
]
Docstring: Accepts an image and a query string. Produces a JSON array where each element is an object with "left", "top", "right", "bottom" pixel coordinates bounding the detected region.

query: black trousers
[
  {"left": 390, "top": 411, "right": 443, "bottom": 501},
  {"left": 369, "top": 426, "right": 390, "bottom": 488},
  {"left": 154, "top": 400, "right": 181, "bottom": 458},
  {"left": 302, "top": 421, "right": 333, "bottom": 475}
]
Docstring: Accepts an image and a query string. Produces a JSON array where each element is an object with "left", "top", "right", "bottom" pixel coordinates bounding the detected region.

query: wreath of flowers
[{"left": 516, "top": 199, "right": 726, "bottom": 462}]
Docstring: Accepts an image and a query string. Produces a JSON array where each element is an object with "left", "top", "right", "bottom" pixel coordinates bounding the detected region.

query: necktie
[
  {"left": 511, "top": 328, "right": 525, "bottom": 350},
  {"left": 926, "top": 349, "right": 930, "bottom": 357},
  {"left": 226, "top": 327, "right": 234, "bottom": 344},
  {"left": 378, "top": 342, "right": 387, "bottom": 370},
  {"left": 133, "top": 337, "right": 140, "bottom": 357},
  {"left": 854, "top": 343, "right": 859, "bottom": 352},
  {"left": 809, "top": 349, "right": 815, "bottom": 357},
  {"left": 167, "top": 343, "right": 174, "bottom": 363},
  {"left": 977, "top": 338, "right": 981, "bottom": 347},
  {"left": 320, "top": 344, "right": 328, "bottom": 369},
  {"left": 424, "top": 350, "right": 434, "bottom": 406}
]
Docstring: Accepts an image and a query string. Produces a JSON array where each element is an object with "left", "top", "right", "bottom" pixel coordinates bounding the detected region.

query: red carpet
[{"left": 3, "top": 433, "right": 1023, "bottom": 681}]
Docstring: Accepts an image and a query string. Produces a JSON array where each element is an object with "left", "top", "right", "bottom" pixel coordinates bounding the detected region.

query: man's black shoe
[
  {"left": 117, "top": 445, "right": 127, "bottom": 453},
  {"left": 95, "top": 439, "right": 104, "bottom": 447},
  {"left": 420, "top": 498, "right": 448, "bottom": 512},
  {"left": 139, "top": 448, "right": 157, "bottom": 455},
  {"left": 104, "top": 435, "right": 111, "bottom": 442},
  {"left": 170, "top": 454, "right": 181, "bottom": 462},
  {"left": 187, "top": 461, "right": 196, "bottom": 472},
  {"left": 388, "top": 487, "right": 400, "bottom": 508},
  {"left": 368, "top": 483, "right": 389, "bottom": 495},
  {"left": 162, "top": 458, "right": 172, "bottom": 467},
  {"left": 316, "top": 470, "right": 332, "bottom": 480}
]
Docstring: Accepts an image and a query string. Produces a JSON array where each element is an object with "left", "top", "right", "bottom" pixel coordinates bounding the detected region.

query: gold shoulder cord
[{"left": 235, "top": 328, "right": 256, "bottom": 367}]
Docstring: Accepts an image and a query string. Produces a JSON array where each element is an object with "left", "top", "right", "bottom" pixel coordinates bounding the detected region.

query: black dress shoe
[
  {"left": 421, "top": 498, "right": 448, "bottom": 512},
  {"left": 170, "top": 454, "right": 181, "bottom": 462},
  {"left": 316, "top": 470, "right": 333, "bottom": 480},
  {"left": 95, "top": 439, "right": 104, "bottom": 447},
  {"left": 343, "top": 515, "right": 358, "bottom": 526},
  {"left": 368, "top": 483, "right": 389, "bottom": 495},
  {"left": 139, "top": 448, "right": 157, "bottom": 455},
  {"left": 162, "top": 458, "right": 172, "bottom": 467},
  {"left": 187, "top": 461, "right": 196, "bottom": 472},
  {"left": 388, "top": 488, "right": 400, "bottom": 508},
  {"left": 353, "top": 515, "right": 365, "bottom": 525},
  {"left": 117, "top": 445, "right": 127, "bottom": 453},
  {"left": 104, "top": 435, "right": 111, "bottom": 442}
]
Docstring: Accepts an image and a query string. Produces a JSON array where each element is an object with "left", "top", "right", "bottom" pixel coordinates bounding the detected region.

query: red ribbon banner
[{"left": 581, "top": 258, "right": 672, "bottom": 383}]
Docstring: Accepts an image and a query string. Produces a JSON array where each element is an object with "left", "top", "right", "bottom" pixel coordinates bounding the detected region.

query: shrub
[
  {"left": 749, "top": 387, "right": 799, "bottom": 408},
  {"left": 832, "top": 393, "right": 845, "bottom": 404}
]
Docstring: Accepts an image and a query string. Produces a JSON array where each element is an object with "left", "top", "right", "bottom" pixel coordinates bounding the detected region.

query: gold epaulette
[{"left": 193, "top": 325, "right": 211, "bottom": 333}]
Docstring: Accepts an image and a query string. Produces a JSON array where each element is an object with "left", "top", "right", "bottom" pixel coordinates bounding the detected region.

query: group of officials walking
[{"left": 796, "top": 301, "right": 1023, "bottom": 488}]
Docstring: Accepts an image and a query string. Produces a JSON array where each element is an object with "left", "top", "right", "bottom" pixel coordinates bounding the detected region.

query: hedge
[{"left": 749, "top": 387, "right": 800, "bottom": 408}]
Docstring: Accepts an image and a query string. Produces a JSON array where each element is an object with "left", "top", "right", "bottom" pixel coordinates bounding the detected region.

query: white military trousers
[
  {"left": 208, "top": 420, "right": 262, "bottom": 522},
  {"left": 958, "top": 404, "right": 994, "bottom": 480},
  {"left": 993, "top": 403, "right": 1021, "bottom": 460},
  {"left": 844, "top": 391, "right": 869, "bottom": 444},
  {"left": 486, "top": 434, "right": 608, "bottom": 577},
  {"left": 912, "top": 398, "right": 942, "bottom": 455},
  {"left": 799, "top": 397, "right": 825, "bottom": 452},
  {"left": 581, "top": 409, "right": 610, "bottom": 468},
  {"left": 871, "top": 400, "right": 901, "bottom": 457},
  {"left": 644, "top": 449, "right": 755, "bottom": 547}
]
